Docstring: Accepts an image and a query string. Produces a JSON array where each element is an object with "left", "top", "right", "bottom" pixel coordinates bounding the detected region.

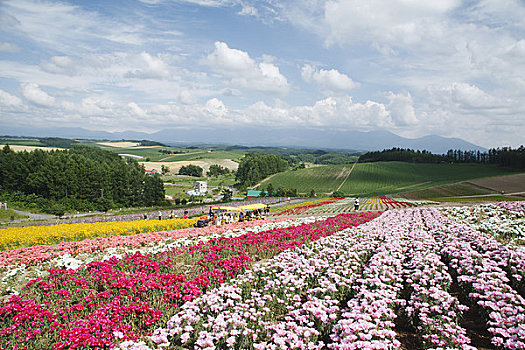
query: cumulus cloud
[
  {"left": 301, "top": 64, "right": 359, "bottom": 92},
  {"left": 128, "top": 102, "right": 147, "bottom": 117},
  {"left": 205, "top": 98, "right": 228, "bottom": 118},
  {"left": 22, "top": 83, "right": 56, "bottom": 107},
  {"left": 240, "top": 96, "right": 393, "bottom": 130},
  {"left": 386, "top": 91, "right": 418, "bottom": 126},
  {"left": 428, "top": 82, "right": 500, "bottom": 109},
  {"left": 0, "top": 89, "right": 23, "bottom": 106},
  {"left": 203, "top": 41, "right": 290, "bottom": 95},
  {"left": 124, "top": 52, "right": 171, "bottom": 79}
]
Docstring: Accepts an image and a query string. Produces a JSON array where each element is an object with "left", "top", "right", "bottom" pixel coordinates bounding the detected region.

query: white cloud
[
  {"left": 386, "top": 91, "right": 418, "bottom": 126},
  {"left": 205, "top": 98, "right": 228, "bottom": 117},
  {"left": 428, "top": 82, "right": 500, "bottom": 109},
  {"left": 128, "top": 102, "right": 147, "bottom": 117},
  {"left": 0, "top": 89, "right": 22, "bottom": 106},
  {"left": 240, "top": 96, "right": 393, "bottom": 130},
  {"left": 0, "top": 42, "right": 19, "bottom": 52},
  {"left": 238, "top": 5, "right": 258, "bottom": 16},
  {"left": 301, "top": 64, "right": 359, "bottom": 92},
  {"left": 124, "top": 52, "right": 171, "bottom": 79},
  {"left": 203, "top": 41, "right": 290, "bottom": 95},
  {"left": 295, "top": 0, "right": 462, "bottom": 48},
  {"left": 22, "top": 83, "right": 55, "bottom": 107},
  {"left": 40, "top": 56, "right": 75, "bottom": 75},
  {"left": 1, "top": 0, "right": 145, "bottom": 54}
]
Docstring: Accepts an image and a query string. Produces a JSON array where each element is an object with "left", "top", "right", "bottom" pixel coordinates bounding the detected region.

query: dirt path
[
  {"left": 331, "top": 162, "right": 357, "bottom": 194},
  {"left": 396, "top": 181, "right": 432, "bottom": 191},
  {"left": 252, "top": 173, "right": 278, "bottom": 190},
  {"left": 12, "top": 209, "right": 55, "bottom": 220},
  {"left": 435, "top": 191, "right": 525, "bottom": 199},
  {"left": 159, "top": 151, "right": 207, "bottom": 161}
]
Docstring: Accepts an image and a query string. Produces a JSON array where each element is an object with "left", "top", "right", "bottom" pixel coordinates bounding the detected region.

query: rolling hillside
[{"left": 257, "top": 161, "right": 521, "bottom": 196}]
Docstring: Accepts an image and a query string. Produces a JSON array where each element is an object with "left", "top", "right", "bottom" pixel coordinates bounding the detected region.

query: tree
[
  {"left": 179, "top": 165, "right": 203, "bottom": 177},
  {"left": 221, "top": 188, "right": 232, "bottom": 202},
  {"left": 235, "top": 153, "right": 288, "bottom": 187},
  {"left": 207, "top": 164, "right": 230, "bottom": 177},
  {"left": 143, "top": 174, "right": 165, "bottom": 206},
  {"left": 266, "top": 183, "right": 274, "bottom": 197},
  {"left": 161, "top": 165, "right": 169, "bottom": 174}
]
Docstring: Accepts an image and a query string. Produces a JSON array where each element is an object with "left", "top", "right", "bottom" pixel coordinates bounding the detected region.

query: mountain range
[{"left": 1, "top": 125, "right": 486, "bottom": 154}]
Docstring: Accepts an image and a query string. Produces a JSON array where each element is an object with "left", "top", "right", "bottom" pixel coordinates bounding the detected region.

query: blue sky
[{"left": 1, "top": 0, "right": 524, "bottom": 148}]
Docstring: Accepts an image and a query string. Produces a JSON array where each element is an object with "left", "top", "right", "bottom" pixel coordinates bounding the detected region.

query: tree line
[
  {"left": 0, "top": 145, "right": 165, "bottom": 215},
  {"left": 359, "top": 146, "right": 525, "bottom": 169},
  {"left": 235, "top": 153, "right": 289, "bottom": 188}
]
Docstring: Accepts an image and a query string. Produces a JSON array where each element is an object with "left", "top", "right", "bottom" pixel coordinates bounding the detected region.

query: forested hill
[
  {"left": 359, "top": 147, "right": 525, "bottom": 169},
  {"left": 0, "top": 145, "right": 165, "bottom": 215}
]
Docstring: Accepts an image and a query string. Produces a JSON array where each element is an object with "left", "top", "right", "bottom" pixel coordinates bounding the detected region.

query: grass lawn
[{"left": 0, "top": 209, "right": 28, "bottom": 221}]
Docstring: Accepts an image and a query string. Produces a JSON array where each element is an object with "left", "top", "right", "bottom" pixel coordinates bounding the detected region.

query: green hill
[{"left": 257, "top": 161, "right": 520, "bottom": 196}]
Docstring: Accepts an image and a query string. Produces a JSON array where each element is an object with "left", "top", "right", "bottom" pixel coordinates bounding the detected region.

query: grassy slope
[
  {"left": 340, "top": 162, "right": 516, "bottom": 196},
  {"left": 256, "top": 165, "right": 351, "bottom": 194},
  {"left": 259, "top": 162, "right": 520, "bottom": 196}
]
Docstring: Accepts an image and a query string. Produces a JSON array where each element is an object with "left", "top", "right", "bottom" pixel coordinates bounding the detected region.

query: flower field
[
  {"left": 359, "top": 196, "right": 415, "bottom": 211},
  {"left": 0, "top": 217, "right": 319, "bottom": 295},
  {"left": 272, "top": 198, "right": 344, "bottom": 216},
  {"left": 440, "top": 202, "right": 525, "bottom": 243},
  {"left": 300, "top": 197, "right": 418, "bottom": 215},
  {"left": 0, "top": 212, "right": 378, "bottom": 349},
  {"left": 0, "top": 218, "right": 198, "bottom": 251},
  {"left": 495, "top": 201, "right": 525, "bottom": 213},
  {"left": 119, "top": 207, "right": 525, "bottom": 350}
]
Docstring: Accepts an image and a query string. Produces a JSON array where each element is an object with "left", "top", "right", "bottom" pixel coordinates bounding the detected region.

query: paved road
[
  {"left": 12, "top": 209, "right": 55, "bottom": 220},
  {"left": 10, "top": 209, "right": 106, "bottom": 222}
]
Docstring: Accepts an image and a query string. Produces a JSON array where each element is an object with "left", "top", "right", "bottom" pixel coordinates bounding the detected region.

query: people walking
[{"left": 354, "top": 197, "right": 360, "bottom": 211}]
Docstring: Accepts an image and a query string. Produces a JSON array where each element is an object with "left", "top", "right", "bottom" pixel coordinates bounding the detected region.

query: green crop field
[
  {"left": 258, "top": 162, "right": 521, "bottom": 196},
  {"left": 400, "top": 182, "right": 497, "bottom": 200},
  {"left": 256, "top": 165, "right": 352, "bottom": 194},
  {"left": 340, "top": 162, "right": 517, "bottom": 196},
  {"left": 0, "top": 138, "right": 44, "bottom": 146}
]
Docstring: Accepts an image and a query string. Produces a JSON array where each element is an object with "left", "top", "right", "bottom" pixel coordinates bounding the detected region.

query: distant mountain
[{"left": 0, "top": 124, "right": 486, "bottom": 154}]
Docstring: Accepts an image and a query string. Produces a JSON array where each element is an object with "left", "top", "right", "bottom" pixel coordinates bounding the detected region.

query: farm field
[
  {"left": 401, "top": 182, "right": 498, "bottom": 199},
  {"left": 0, "top": 144, "right": 63, "bottom": 152},
  {"left": 141, "top": 159, "right": 239, "bottom": 174},
  {"left": 261, "top": 161, "right": 521, "bottom": 196},
  {"left": 256, "top": 165, "right": 352, "bottom": 194},
  {"left": 340, "top": 162, "right": 517, "bottom": 196},
  {"left": 467, "top": 173, "right": 525, "bottom": 195}
]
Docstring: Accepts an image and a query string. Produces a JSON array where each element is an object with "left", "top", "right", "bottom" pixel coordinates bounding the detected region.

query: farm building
[
  {"left": 246, "top": 190, "right": 267, "bottom": 199},
  {"left": 186, "top": 181, "right": 207, "bottom": 196}
]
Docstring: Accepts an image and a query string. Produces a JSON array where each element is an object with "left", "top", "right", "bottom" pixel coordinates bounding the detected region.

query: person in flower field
[{"left": 354, "top": 197, "right": 359, "bottom": 211}]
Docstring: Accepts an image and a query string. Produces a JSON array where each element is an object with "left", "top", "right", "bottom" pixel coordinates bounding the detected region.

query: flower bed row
[
  {"left": 0, "top": 212, "right": 378, "bottom": 349},
  {"left": 122, "top": 208, "right": 492, "bottom": 350},
  {"left": 0, "top": 217, "right": 326, "bottom": 296},
  {"left": 495, "top": 201, "right": 525, "bottom": 213},
  {"left": 0, "top": 218, "right": 198, "bottom": 251},
  {"left": 0, "top": 218, "right": 293, "bottom": 267},
  {"left": 423, "top": 208, "right": 525, "bottom": 349},
  {"left": 440, "top": 203, "right": 525, "bottom": 242},
  {"left": 273, "top": 198, "right": 343, "bottom": 216}
]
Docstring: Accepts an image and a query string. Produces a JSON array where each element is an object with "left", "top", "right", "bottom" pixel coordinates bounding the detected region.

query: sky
[{"left": 0, "top": 0, "right": 524, "bottom": 148}]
